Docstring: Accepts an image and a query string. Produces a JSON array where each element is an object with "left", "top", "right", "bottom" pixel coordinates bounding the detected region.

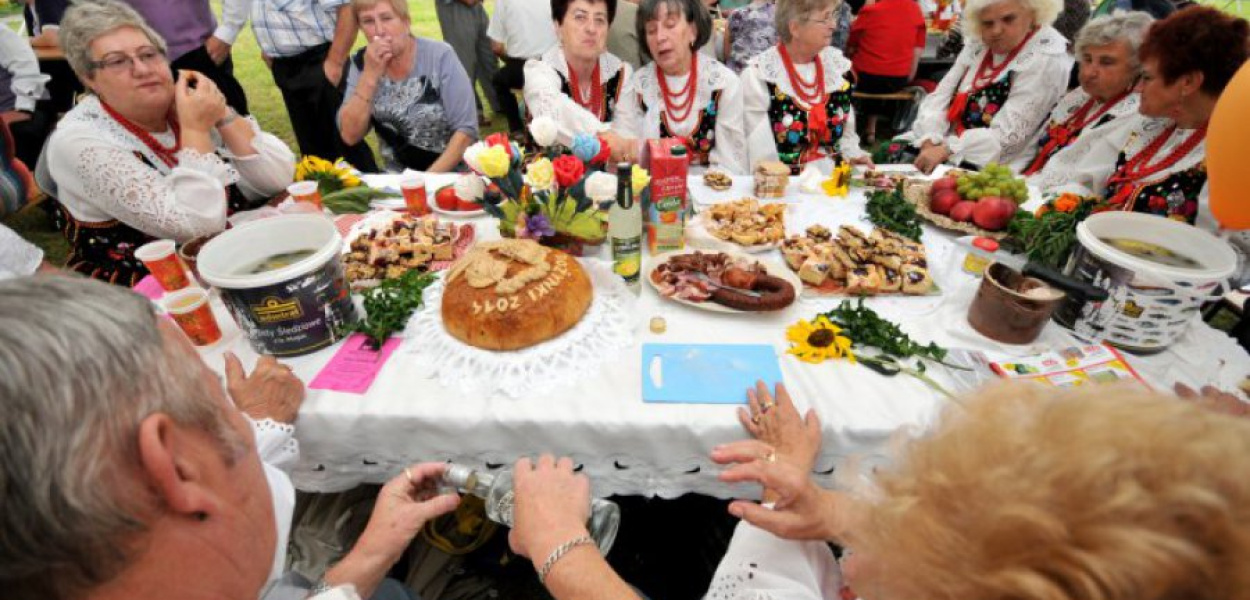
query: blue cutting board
[{"left": 642, "top": 343, "right": 784, "bottom": 404}]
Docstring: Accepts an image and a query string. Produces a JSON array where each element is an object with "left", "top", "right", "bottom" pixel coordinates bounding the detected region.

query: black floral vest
[
  {"left": 647, "top": 90, "right": 724, "bottom": 167},
  {"left": 558, "top": 66, "right": 626, "bottom": 124},
  {"left": 766, "top": 74, "right": 854, "bottom": 174},
  {"left": 1105, "top": 153, "right": 1207, "bottom": 225},
  {"left": 958, "top": 75, "right": 1013, "bottom": 132}
]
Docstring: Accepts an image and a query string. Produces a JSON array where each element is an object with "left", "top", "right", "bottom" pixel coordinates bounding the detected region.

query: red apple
[
  {"left": 435, "top": 186, "right": 458, "bottom": 211},
  {"left": 931, "top": 176, "right": 959, "bottom": 195},
  {"left": 929, "top": 189, "right": 962, "bottom": 216},
  {"left": 972, "top": 196, "right": 1017, "bottom": 231},
  {"left": 950, "top": 200, "right": 977, "bottom": 223}
]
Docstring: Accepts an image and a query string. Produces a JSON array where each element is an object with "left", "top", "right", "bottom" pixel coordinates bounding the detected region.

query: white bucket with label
[
  {"left": 197, "top": 215, "right": 356, "bottom": 357},
  {"left": 1053, "top": 212, "right": 1236, "bottom": 354}
]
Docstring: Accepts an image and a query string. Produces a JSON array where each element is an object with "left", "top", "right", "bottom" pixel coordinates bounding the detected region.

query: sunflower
[
  {"left": 786, "top": 316, "right": 855, "bottom": 364},
  {"left": 295, "top": 155, "right": 361, "bottom": 194}
]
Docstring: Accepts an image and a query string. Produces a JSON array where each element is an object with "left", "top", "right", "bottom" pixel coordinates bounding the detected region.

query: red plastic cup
[
  {"left": 135, "top": 239, "right": 191, "bottom": 292},
  {"left": 287, "top": 181, "right": 323, "bottom": 209},
  {"left": 162, "top": 287, "right": 223, "bottom": 346},
  {"left": 400, "top": 174, "right": 429, "bottom": 215}
]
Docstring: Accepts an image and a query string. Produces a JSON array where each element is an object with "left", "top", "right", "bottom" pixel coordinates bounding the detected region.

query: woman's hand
[
  {"left": 174, "top": 70, "right": 228, "bottom": 133},
  {"left": 355, "top": 463, "right": 462, "bottom": 566},
  {"left": 225, "top": 352, "right": 305, "bottom": 424},
  {"left": 362, "top": 36, "right": 396, "bottom": 77},
  {"left": 712, "top": 439, "right": 846, "bottom": 542},
  {"left": 913, "top": 143, "right": 951, "bottom": 174},
  {"left": 601, "top": 131, "right": 638, "bottom": 163},
  {"left": 508, "top": 455, "right": 592, "bottom": 563},
  {"left": 738, "top": 381, "right": 822, "bottom": 474},
  {"left": 849, "top": 155, "right": 876, "bottom": 169},
  {"left": 1175, "top": 382, "right": 1250, "bottom": 418}
]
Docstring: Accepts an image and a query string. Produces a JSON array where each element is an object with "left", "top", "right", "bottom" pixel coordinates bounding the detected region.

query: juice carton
[{"left": 641, "top": 139, "right": 689, "bottom": 254}]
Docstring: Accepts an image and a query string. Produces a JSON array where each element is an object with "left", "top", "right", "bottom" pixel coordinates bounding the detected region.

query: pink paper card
[
  {"left": 132, "top": 275, "right": 165, "bottom": 301},
  {"left": 309, "top": 334, "right": 401, "bottom": 395}
]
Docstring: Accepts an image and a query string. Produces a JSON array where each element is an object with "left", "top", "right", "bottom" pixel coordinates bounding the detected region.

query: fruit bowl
[{"left": 902, "top": 179, "right": 1009, "bottom": 240}]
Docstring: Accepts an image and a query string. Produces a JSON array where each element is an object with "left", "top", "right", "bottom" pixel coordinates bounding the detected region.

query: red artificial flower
[
  {"left": 485, "top": 132, "right": 512, "bottom": 156},
  {"left": 1148, "top": 195, "right": 1168, "bottom": 211},
  {"left": 592, "top": 135, "right": 612, "bottom": 165},
  {"left": 984, "top": 103, "right": 999, "bottom": 115},
  {"left": 553, "top": 155, "right": 585, "bottom": 188}
]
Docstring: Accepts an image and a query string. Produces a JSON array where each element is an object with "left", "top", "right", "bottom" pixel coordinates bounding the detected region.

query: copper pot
[{"left": 968, "top": 262, "right": 1065, "bottom": 345}]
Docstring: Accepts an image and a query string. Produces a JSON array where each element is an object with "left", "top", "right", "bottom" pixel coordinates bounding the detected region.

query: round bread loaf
[{"left": 441, "top": 240, "right": 593, "bottom": 351}]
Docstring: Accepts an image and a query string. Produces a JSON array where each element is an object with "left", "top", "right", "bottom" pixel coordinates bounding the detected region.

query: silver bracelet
[
  {"left": 216, "top": 109, "right": 239, "bottom": 129},
  {"left": 536, "top": 534, "right": 595, "bottom": 584}
]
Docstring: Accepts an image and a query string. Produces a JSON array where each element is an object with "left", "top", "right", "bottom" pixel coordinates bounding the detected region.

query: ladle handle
[{"left": 1023, "top": 263, "right": 1109, "bottom": 303}]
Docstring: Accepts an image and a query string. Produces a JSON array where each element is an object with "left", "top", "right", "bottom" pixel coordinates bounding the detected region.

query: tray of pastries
[
  {"left": 343, "top": 211, "right": 474, "bottom": 289},
  {"left": 780, "top": 224, "right": 936, "bottom": 296}
]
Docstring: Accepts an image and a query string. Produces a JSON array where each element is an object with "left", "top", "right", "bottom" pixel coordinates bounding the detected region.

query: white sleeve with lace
[
  {"left": 250, "top": 417, "right": 301, "bottom": 470},
  {"left": 710, "top": 70, "right": 749, "bottom": 175},
  {"left": 743, "top": 61, "right": 782, "bottom": 168},
  {"left": 0, "top": 223, "right": 42, "bottom": 279},
  {"left": 221, "top": 117, "right": 297, "bottom": 201},
  {"left": 610, "top": 68, "right": 644, "bottom": 139},
  {"left": 948, "top": 52, "right": 1073, "bottom": 167},
  {"left": 705, "top": 520, "right": 843, "bottom": 600},
  {"left": 902, "top": 48, "right": 970, "bottom": 147},
  {"left": 46, "top": 126, "right": 231, "bottom": 242}
]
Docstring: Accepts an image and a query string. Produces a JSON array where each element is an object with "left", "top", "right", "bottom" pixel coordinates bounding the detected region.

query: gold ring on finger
[
  {"left": 404, "top": 467, "right": 414, "bottom": 483},
  {"left": 751, "top": 414, "right": 761, "bottom": 425},
  {"left": 765, "top": 450, "right": 777, "bottom": 463}
]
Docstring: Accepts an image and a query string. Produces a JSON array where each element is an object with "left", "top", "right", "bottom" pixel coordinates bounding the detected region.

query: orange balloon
[{"left": 1207, "top": 62, "right": 1250, "bottom": 230}]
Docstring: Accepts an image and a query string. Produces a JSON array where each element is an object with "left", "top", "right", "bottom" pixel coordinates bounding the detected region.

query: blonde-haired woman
[
  {"left": 741, "top": 0, "right": 873, "bottom": 175},
  {"left": 890, "top": 0, "right": 1072, "bottom": 173},
  {"left": 709, "top": 382, "right": 1250, "bottom": 599}
]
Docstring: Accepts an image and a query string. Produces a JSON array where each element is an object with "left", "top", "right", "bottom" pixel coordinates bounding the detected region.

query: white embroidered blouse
[
  {"left": 45, "top": 95, "right": 296, "bottom": 242},
  {"left": 1020, "top": 88, "right": 1140, "bottom": 190},
  {"left": 524, "top": 46, "right": 635, "bottom": 146},
  {"left": 705, "top": 520, "right": 844, "bottom": 600},
  {"left": 742, "top": 45, "right": 869, "bottom": 171},
  {"left": 901, "top": 26, "right": 1073, "bottom": 168},
  {"left": 612, "top": 52, "right": 748, "bottom": 174}
]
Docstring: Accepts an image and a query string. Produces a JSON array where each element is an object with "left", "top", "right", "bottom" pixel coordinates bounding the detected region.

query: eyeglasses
[
  {"left": 88, "top": 48, "right": 167, "bottom": 74},
  {"left": 804, "top": 14, "right": 838, "bottom": 27}
]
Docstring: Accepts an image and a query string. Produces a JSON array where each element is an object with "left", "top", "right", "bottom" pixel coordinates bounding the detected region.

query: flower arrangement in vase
[{"left": 463, "top": 117, "right": 638, "bottom": 256}]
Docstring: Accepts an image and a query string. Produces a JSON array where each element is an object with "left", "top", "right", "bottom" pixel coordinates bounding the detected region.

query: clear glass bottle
[
  {"left": 609, "top": 161, "right": 642, "bottom": 291},
  {"left": 442, "top": 464, "right": 622, "bottom": 555}
]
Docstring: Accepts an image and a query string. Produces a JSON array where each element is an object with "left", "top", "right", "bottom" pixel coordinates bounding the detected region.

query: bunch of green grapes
[{"left": 955, "top": 163, "right": 1029, "bottom": 203}]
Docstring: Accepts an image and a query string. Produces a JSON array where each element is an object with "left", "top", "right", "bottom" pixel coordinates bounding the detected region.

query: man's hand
[
  {"left": 509, "top": 455, "right": 593, "bottom": 563},
  {"left": 324, "top": 58, "right": 345, "bottom": 87},
  {"left": 225, "top": 352, "right": 305, "bottom": 423},
  {"left": 1175, "top": 382, "right": 1250, "bottom": 418},
  {"left": 1, "top": 111, "right": 31, "bottom": 126},
  {"left": 205, "top": 36, "right": 232, "bottom": 65},
  {"left": 914, "top": 143, "right": 951, "bottom": 174},
  {"left": 712, "top": 439, "right": 846, "bottom": 542},
  {"left": 354, "top": 464, "right": 461, "bottom": 566}
]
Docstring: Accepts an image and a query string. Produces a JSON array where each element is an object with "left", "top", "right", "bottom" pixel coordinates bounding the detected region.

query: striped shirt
[{"left": 250, "top": 0, "right": 349, "bottom": 58}]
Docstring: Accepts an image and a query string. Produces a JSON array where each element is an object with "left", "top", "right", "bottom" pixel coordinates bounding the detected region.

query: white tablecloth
[{"left": 200, "top": 170, "right": 1248, "bottom": 497}]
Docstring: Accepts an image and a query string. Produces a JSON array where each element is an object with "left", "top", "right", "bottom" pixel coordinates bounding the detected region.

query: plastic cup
[
  {"left": 287, "top": 181, "right": 323, "bottom": 209},
  {"left": 400, "top": 174, "right": 429, "bottom": 215},
  {"left": 162, "top": 287, "right": 223, "bottom": 346},
  {"left": 135, "top": 239, "right": 190, "bottom": 292}
]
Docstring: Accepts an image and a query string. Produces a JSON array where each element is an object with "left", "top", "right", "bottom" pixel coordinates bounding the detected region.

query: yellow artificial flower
[
  {"left": 785, "top": 316, "right": 855, "bottom": 364},
  {"left": 631, "top": 165, "right": 650, "bottom": 196},
  {"left": 478, "top": 146, "right": 511, "bottom": 178},
  {"left": 821, "top": 162, "right": 852, "bottom": 197},
  {"left": 526, "top": 157, "right": 556, "bottom": 191}
]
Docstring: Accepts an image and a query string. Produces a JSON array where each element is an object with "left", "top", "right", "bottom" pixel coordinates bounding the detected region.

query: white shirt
[
  {"left": 0, "top": 224, "right": 42, "bottom": 279},
  {"left": 0, "top": 27, "right": 50, "bottom": 112},
  {"left": 1021, "top": 88, "right": 1140, "bottom": 190},
  {"left": 901, "top": 26, "right": 1073, "bottom": 169},
  {"left": 742, "top": 45, "right": 869, "bottom": 171},
  {"left": 215, "top": 0, "right": 254, "bottom": 45},
  {"left": 486, "top": 0, "right": 557, "bottom": 60},
  {"left": 45, "top": 96, "right": 296, "bottom": 243},
  {"left": 705, "top": 520, "right": 844, "bottom": 600},
  {"left": 612, "top": 53, "right": 748, "bottom": 174},
  {"left": 524, "top": 47, "right": 635, "bottom": 147}
]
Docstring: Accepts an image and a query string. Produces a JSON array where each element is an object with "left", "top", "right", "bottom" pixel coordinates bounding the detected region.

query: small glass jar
[{"left": 962, "top": 237, "right": 1000, "bottom": 276}]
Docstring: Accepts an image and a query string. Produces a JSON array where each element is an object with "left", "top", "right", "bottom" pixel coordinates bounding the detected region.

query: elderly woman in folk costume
[
  {"left": 42, "top": 0, "right": 294, "bottom": 286},
  {"left": 525, "top": 0, "right": 638, "bottom": 160},
  {"left": 741, "top": 0, "right": 873, "bottom": 175},
  {"left": 889, "top": 0, "right": 1072, "bottom": 173},
  {"left": 1019, "top": 12, "right": 1153, "bottom": 189},
  {"left": 613, "top": 0, "right": 747, "bottom": 174},
  {"left": 1050, "top": 6, "right": 1248, "bottom": 230}
]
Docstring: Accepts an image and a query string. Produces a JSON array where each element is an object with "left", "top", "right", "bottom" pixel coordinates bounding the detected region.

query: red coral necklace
[
  {"left": 658, "top": 54, "right": 699, "bottom": 123},
  {"left": 566, "top": 59, "right": 605, "bottom": 121},
  {"left": 101, "top": 100, "right": 181, "bottom": 168},
  {"left": 778, "top": 43, "right": 825, "bottom": 108},
  {"left": 1106, "top": 123, "right": 1207, "bottom": 206}
]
